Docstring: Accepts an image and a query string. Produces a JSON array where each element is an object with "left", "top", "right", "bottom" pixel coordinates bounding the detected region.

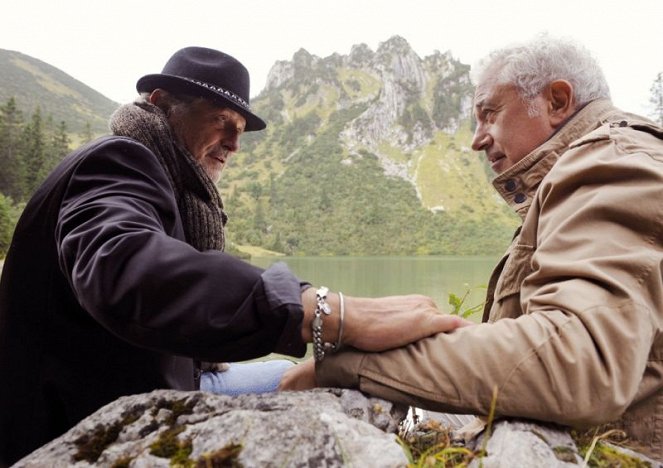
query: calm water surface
[{"left": 250, "top": 256, "right": 499, "bottom": 318}]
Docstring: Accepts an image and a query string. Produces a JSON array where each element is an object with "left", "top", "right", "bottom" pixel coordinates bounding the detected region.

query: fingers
[
  {"left": 278, "top": 358, "right": 317, "bottom": 391},
  {"left": 426, "top": 313, "right": 475, "bottom": 334}
]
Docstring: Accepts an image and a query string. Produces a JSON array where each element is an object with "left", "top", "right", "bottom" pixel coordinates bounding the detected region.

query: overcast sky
[{"left": 2, "top": 0, "right": 662, "bottom": 116}]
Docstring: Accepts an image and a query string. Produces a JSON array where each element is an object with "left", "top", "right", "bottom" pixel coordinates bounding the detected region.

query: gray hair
[
  {"left": 139, "top": 90, "right": 205, "bottom": 116},
  {"left": 471, "top": 34, "right": 610, "bottom": 109}
]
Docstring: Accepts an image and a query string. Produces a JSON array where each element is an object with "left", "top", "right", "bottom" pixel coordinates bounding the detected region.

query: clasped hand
[{"left": 280, "top": 292, "right": 473, "bottom": 391}]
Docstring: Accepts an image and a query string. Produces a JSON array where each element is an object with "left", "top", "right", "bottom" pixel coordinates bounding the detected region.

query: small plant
[
  {"left": 572, "top": 426, "right": 650, "bottom": 467},
  {"left": 198, "top": 443, "right": 244, "bottom": 467},
  {"left": 448, "top": 284, "right": 486, "bottom": 319},
  {"left": 149, "top": 426, "right": 191, "bottom": 460},
  {"left": 397, "top": 386, "right": 498, "bottom": 467},
  {"left": 397, "top": 419, "right": 476, "bottom": 467}
]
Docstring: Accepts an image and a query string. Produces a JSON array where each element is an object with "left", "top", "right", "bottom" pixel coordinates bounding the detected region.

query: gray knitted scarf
[{"left": 109, "top": 99, "right": 227, "bottom": 252}]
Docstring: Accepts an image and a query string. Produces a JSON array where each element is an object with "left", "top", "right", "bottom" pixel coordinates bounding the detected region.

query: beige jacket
[{"left": 317, "top": 100, "right": 663, "bottom": 459}]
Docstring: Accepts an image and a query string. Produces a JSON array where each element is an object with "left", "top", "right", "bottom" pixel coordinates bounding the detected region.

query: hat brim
[{"left": 136, "top": 74, "right": 266, "bottom": 132}]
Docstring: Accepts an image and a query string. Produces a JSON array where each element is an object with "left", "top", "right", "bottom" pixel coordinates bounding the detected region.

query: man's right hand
[{"left": 300, "top": 288, "right": 473, "bottom": 352}]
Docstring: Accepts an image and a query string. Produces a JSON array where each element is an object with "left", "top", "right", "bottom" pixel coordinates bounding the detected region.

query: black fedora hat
[{"left": 136, "top": 47, "right": 266, "bottom": 131}]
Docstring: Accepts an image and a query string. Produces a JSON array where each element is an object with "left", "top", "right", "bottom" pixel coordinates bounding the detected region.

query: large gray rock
[
  {"left": 15, "top": 389, "right": 663, "bottom": 467},
  {"left": 468, "top": 420, "right": 581, "bottom": 467},
  {"left": 467, "top": 419, "right": 662, "bottom": 468},
  {"left": 14, "top": 389, "right": 408, "bottom": 467}
]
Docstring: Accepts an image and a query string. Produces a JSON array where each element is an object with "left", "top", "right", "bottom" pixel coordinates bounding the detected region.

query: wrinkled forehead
[
  {"left": 473, "top": 79, "right": 505, "bottom": 110},
  {"left": 473, "top": 82, "right": 492, "bottom": 107}
]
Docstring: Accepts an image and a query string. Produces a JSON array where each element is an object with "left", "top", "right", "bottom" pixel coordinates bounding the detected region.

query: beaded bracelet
[
  {"left": 312, "top": 286, "right": 331, "bottom": 361},
  {"left": 311, "top": 287, "right": 346, "bottom": 360}
]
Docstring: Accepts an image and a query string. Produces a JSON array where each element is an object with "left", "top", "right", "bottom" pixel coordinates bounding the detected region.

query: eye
[
  {"left": 475, "top": 108, "right": 490, "bottom": 123},
  {"left": 480, "top": 108, "right": 498, "bottom": 123}
]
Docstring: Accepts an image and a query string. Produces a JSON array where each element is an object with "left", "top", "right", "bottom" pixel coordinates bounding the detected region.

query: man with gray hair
[{"left": 282, "top": 34, "right": 663, "bottom": 459}]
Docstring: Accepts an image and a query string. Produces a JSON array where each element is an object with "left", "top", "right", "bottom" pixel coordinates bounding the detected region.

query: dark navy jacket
[{"left": 0, "top": 136, "right": 306, "bottom": 465}]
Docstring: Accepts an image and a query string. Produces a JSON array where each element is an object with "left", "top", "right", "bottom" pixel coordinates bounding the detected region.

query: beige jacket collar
[{"left": 491, "top": 99, "right": 619, "bottom": 220}]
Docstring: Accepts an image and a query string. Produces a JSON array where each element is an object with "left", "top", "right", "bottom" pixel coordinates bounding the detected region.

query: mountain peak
[
  {"left": 292, "top": 48, "right": 314, "bottom": 64},
  {"left": 376, "top": 35, "right": 414, "bottom": 55}
]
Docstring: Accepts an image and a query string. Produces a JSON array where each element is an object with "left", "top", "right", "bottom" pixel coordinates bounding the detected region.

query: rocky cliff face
[
  {"left": 222, "top": 36, "right": 518, "bottom": 256},
  {"left": 263, "top": 36, "right": 473, "bottom": 184}
]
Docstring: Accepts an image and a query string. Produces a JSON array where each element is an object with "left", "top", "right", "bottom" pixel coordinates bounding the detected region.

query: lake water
[{"left": 250, "top": 255, "right": 499, "bottom": 319}]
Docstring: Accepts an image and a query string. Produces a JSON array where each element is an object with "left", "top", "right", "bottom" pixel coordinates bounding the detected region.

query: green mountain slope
[
  {"left": 0, "top": 40, "right": 519, "bottom": 256},
  {"left": 221, "top": 36, "right": 519, "bottom": 256},
  {"left": 0, "top": 49, "right": 118, "bottom": 135}
]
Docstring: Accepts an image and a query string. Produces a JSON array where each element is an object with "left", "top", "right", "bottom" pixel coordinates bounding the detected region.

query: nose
[
  {"left": 471, "top": 124, "right": 491, "bottom": 152},
  {"left": 222, "top": 132, "right": 241, "bottom": 153}
]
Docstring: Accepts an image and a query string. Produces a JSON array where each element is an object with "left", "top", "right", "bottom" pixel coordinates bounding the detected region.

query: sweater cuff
[{"left": 316, "top": 348, "right": 366, "bottom": 388}]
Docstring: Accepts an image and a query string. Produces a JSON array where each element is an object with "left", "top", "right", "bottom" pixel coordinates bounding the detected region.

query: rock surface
[
  {"left": 467, "top": 419, "right": 662, "bottom": 468},
  {"left": 468, "top": 420, "right": 582, "bottom": 467},
  {"left": 14, "top": 389, "right": 663, "bottom": 467},
  {"left": 13, "top": 388, "right": 408, "bottom": 467}
]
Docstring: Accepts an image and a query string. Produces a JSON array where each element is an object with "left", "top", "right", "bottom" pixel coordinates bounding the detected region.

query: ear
[
  {"left": 546, "top": 80, "right": 576, "bottom": 128},
  {"left": 148, "top": 89, "right": 174, "bottom": 116},
  {"left": 148, "top": 88, "right": 165, "bottom": 106}
]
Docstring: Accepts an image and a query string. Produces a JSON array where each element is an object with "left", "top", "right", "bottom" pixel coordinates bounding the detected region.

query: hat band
[{"left": 181, "top": 77, "right": 251, "bottom": 110}]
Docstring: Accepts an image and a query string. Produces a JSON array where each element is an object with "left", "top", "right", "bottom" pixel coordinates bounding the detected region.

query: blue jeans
[{"left": 199, "top": 360, "right": 295, "bottom": 396}]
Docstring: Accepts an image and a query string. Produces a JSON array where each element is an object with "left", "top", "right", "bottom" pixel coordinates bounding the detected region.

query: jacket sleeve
[
  {"left": 56, "top": 138, "right": 306, "bottom": 361},
  {"left": 317, "top": 127, "right": 663, "bottom": 427}
]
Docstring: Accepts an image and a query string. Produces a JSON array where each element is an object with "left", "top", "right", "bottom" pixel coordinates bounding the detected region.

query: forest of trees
[{"left": 0, "top": 97, "right": 93, "bottom": 256}]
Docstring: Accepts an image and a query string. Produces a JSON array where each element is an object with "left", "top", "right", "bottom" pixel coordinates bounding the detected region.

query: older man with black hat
[{"left": 0, "top": 46, "right": 467, "bottom": 465}]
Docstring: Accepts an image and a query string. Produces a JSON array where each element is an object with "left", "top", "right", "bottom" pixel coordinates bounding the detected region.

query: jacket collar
[{"left": 491, "top": 99, "right": 619, "bottom": 220}]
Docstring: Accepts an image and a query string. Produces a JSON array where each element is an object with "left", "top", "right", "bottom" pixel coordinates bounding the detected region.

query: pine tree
[
  {"left": 21, "top": 107, "right": 47, "bottom": 197},
  {"left": 52, "top": 120, "right": 71, "bottom": 158},
  {"left": 38, "top": 120, "right": 70, "bottom": 182},
  {"left": 650, "top": 72, "right": 663, "bottom": 125},
  {"left": 0, "top": 97, "right": 26, "bottom": 200}
]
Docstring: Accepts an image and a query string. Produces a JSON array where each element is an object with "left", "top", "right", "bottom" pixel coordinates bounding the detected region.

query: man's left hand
[{"left": 278, "top": 358, "right": 316, "bottom": 391}]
